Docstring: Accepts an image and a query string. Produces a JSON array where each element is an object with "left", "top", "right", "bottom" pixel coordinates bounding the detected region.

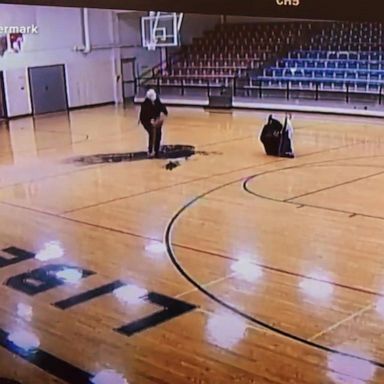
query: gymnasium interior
[{"left": 1, "top": 1, "right": 384, "bottom": 383}]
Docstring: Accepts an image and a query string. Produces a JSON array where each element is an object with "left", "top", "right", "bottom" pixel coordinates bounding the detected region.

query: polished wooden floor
[{"left": 1, "top": 105, "right": 384, "bottom": 383}]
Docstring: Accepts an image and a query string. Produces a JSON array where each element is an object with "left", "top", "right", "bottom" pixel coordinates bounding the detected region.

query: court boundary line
[
  {"left": 194, "top": 304, "right": 378, "bottom": 384},
  {"left": 0, "top": 124, "right": 362, "bottom": 215},
  {"left": 175, "top": 273, "right": 236, "bottom": 299},
  {"left": 285, "top": 169, "right": 384, "bottom": 202},
  {"left": 60, "top": 156, "right": 290, "bottom": 215},
  {"left": 0, "top": 107, "right": 379, "bottom": 205},
  {"left": 243, "top": 160, "right": 384, "bottom": 222},
  {"left": 61, "top": 141, "right": 355, "bottom": 215},
  {"left": 172, "top": 243, "right": 384, "bottom": 298},
  {"left": 0, "top": 196, "right": 379, "bottom": 301},
  {"left": 0, "top": 124, "right": 256, "bottom": 193},
  {"left": 0, "top": 158, "right": 112, "bottom": 193},
  {"left": 0, "top": 111, "right": 377, "bottom": 381},
  {"left": 0, "top": 129, "right": 89, "bottom": 161},
  {"left": 197, "top": 134, "right": 255, "bottom": 148},
  {"left": 308, "top": 302, "right": 375, "bottom": 342},
  {"left": 164, "top": 154, "right": 384, "bottom": 370},
  {"left": 0, "top": 142, "right": 379, "bottom": 381},
  {"left": 0, "top": 150, "right": 374, "bottom": 291},
  {"left": 0, "top": 142, "right": 356, "bottom": 227},
  {"left": 0, "top": 148, "right": 371, "bottom": 288}
]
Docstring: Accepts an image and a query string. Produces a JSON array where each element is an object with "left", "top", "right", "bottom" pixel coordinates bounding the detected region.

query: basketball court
[
  {"left": 0, "top": 105, "right": 384, "bottom": 383},
  {"left": 1, "top": 2, "right": 384, "bottom": 383}
]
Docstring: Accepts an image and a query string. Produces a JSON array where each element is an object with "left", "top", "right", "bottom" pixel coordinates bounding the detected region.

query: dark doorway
[
  {"left": 0, "top": 72, "right": 7, "bottom": 119},
  {"left": 121, "top": 58, "right": 137, "bottom": 104}
]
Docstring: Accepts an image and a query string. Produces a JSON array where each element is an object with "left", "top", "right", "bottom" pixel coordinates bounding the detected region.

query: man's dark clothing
[{"left": 139, "top": 98, "right": 168, "bottom": 155}]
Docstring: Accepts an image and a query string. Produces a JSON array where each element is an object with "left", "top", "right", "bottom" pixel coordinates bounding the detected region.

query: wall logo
[
  {"left": 0, "top": 25, "right": 38, "bottom": 57},
  {"left": 276, "top": 0, "right": 300, "bottom": 6},
  {"left": 0, "top": 33, "right": 22, "bottom": 56}
]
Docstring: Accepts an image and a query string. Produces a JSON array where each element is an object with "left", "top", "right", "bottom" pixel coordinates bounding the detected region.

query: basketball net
[{"left": 147, "top": 37, "right": 157, "bottom": 51}]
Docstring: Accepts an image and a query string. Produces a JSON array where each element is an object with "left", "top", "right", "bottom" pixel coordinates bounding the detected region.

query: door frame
[
  {"left": 121, "top": 57, "right": 137, "bottom": 105},
  {"left": 0, "top": 71, "right": 8, "bottom": 119},
  {"left": 27, "top": 64, "right": 69, "bottom": 115}
]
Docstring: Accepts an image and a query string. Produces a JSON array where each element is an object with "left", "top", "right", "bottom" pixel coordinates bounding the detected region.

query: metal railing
[{"left": 135, "top": 75, "right": 384, "bottom": 105}]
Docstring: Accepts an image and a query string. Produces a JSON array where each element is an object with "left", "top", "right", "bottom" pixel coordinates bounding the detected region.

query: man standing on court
[{"left": 139, "top": 89, "right": 168, "bottom": 158}]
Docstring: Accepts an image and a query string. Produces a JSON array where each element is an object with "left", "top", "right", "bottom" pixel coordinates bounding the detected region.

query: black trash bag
[
  {"left": 260, "top": 115, "right": 283, "bottom": 156},
  {"left": 260, "top": 115, "right": 294, "bottom": 158}
]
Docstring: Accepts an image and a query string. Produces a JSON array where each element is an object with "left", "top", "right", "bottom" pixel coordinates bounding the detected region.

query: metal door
[{"left": 28, "top": 65, "right": 68, "bottom": 115}]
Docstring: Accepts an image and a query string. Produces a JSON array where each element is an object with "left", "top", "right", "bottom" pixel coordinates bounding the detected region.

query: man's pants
[{"left": 143, "top": 122, "right": 162, "bottom": 155}]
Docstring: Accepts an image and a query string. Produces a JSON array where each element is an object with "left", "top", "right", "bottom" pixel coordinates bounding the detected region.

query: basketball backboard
[{"left": 141, "top": 12, "right": 183, "bottom": 50}]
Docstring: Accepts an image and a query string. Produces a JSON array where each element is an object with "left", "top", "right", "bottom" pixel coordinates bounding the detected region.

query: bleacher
[
  {"left": 154, "top": 22, "right": 317, "bottom": 87},
  {"left": 143, "top": 21, "right": 384, "bottom": 100},
  {"left": 257, "top": 22, "right": 384, "bottom": 94}
]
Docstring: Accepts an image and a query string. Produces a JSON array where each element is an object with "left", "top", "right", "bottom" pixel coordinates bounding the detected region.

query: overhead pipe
[
  {"left": 74, "top": 8, "right": 91, "bottom": 54},
  {"left": 82, "top": 8, "right": 91, "bottom": 53}
]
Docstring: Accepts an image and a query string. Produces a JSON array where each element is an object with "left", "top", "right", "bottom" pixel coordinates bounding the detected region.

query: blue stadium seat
[
  {"left": 371, "top": 52, "right": 380, "bottom": 60},
  {"left": 309, "top": 52, "right": 317, "bottom": 59},
  {"left": 370, "top": 73, "right": 380, "bottom": 81},
  {"left": 370, "top": 63, "right": 379, "bottom": 70},
  {"left": 356, "top": 82, "right": 368, "bottom": 92},
  {"left": 301, "top": 80, "right": 312, "bottom": 88},
  {"left": 368, "top": 83, "right": 379, "bottom": 92},
  {"left": 333, "top": 81, "right": 345, "bottom": 90},
  {"left": 291, "top": 80, "right": 301, "bottom": 88},
  {"left": 283, "top": 68, "right": 292, "bottom": 77},
  {"left": 346, "top": 80, "right": 356, "bottom": 88},
  {"left": 275, "top": 69, "right": 283, "bottom": 77},
  {"left": 319, "top": 51, "right": 327, "bottom": 59},
  {"left": 253, "top": 22, "right": 384, "bottom": 97},
  {"left": 270, "top": 79, "right": 281, "bottom": 87},
  {"left": 321, "top": 80, "right": 333, "bottom": 89},
  {"left": 358, "top": 72, "right": 368, "bottom": 80}
]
